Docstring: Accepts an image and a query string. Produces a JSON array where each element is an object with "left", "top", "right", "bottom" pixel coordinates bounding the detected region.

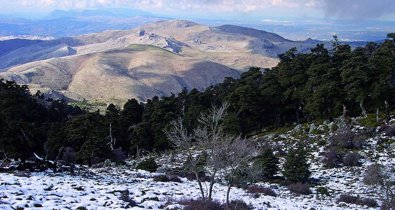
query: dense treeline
[{"left": 1, "top": 34, "right": 394, "bottom": 163}]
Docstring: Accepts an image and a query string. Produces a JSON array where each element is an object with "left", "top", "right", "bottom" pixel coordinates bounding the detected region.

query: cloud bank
[
  {"left": 15, "top": 0, "right": 315, "bottom": 12},
  {"left": 5, "top": 0, "right": 395, "bottom": 19},
  {"left": 321, "top": 0, "right": 395, "bottom": 19}
]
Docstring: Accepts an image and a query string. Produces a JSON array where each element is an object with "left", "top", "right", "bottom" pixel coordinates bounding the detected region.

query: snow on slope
[
  {"left": 0, "top": 118, "right": 391, "bottom": 210},
  {"left": 0, "top": 168, "right": 356, "bottom": 210}
]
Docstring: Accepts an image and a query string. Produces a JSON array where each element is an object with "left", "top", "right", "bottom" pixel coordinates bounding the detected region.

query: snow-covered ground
[
  {"left": 0, "top": 120, "right": 390, "bottom": 210},
  {"left": 0, "top": 167, "right": 368, "bottom": 210}
]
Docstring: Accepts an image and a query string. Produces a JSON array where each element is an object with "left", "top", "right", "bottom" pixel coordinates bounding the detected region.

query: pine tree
[
  {"left": 340, "top": 47, "right": 372, "bottom": 117},
  {"left": 253, "top": 146, "right": 279, "bottom": 180},
  {"left": 283, "top": 145, "right": 311, "bottom": 183}
]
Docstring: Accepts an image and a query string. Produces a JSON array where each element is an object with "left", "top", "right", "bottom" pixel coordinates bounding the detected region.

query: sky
[{"left": 1, "top": 0, "right": 395, "bottom": 21}]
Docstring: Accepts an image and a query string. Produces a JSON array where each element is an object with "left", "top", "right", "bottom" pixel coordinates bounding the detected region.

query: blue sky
[{"left": 1, "top": 0, "right": 395, "bottom": 21}]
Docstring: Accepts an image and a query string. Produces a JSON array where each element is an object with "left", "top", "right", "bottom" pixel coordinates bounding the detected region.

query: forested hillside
[{"left": 1, "top": 34, "right": 395, "bottom": 163}]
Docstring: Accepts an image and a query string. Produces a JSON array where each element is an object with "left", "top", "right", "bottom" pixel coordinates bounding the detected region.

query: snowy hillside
[{"left": 0, "top": 116, "right": 392, "bottom": 210}]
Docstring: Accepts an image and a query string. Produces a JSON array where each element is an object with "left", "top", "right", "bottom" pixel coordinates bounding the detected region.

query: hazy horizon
[{"left": 0, "top": 0, "right": 394, "bottom": 41}]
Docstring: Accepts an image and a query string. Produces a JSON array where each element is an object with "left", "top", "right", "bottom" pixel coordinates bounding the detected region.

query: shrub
[
  {"left": 136, "top": 158, "right": 158, "bottom": 172},
  {"left": 57, "top": 147, "right": 75, "bottom": 164},
  {"left": 343, "top": 153, "right": 361, "bottom": 167},
  {"left": 246, "top": 185, "right": 277, "bottom": 197},
  {"left": 112, "top": 148, "right": 127, "bottom": 161},
  {"left": 383, "top": 126, "right": 395, "bottom": 137},
  {"left": 180, "top": 199, "right": 253, "bottom": 210},
  {"left": 252, "top": 146, "right": 279, "bottom": 180},
  {"left": 381, "top": 200, "right": 395, "bottom": 210},
  {"left": 363, "top": 164, "right": 384, "bottom": 185},
  {"left": 316, "top": 186, "right": 330, "bottom": 196},
  {"left": 283, "top": 145, "right": 310, "bottom": 183},
  {"left": 329, "top": 130, "right": 366, "bottom": 150},
  {"left": 181, "top": 199, "right": 222, "bottom": 210},
  {"left": 226, "top": 200, "right": 253, "bottom": 210},
  {"left": 153, "top": 175, "right": 182, "bottom": 183},
  {"left": 287, "top": 183, "right": 312, "bottom": 195},
  {"left": 337, "top": 194, "right": 378, "bottom": 207},
  {"left": 329, "top": 130, "right": 354, "bottom": 149},
  {"left": 119, "top": 190, "right": 137, "bottom": 207},
  {"left": 322, "top": 150, "right": 342, "bottom": 168}
]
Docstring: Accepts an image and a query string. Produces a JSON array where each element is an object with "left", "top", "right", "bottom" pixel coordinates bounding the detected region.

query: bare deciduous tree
[
  {"left": 220, "top": 138, "right": 256, "bottom": 209},
  {"left": 165, "top": 103, "right": 256, "bottom": 205}
]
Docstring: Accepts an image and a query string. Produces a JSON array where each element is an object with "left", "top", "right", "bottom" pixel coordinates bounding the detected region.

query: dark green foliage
[
  {"left": 2, "top": 33, "right": 395, "bottom": 164},
  {"left": 46, "top": 112, "right": 112, "bottom": 165},
  {"left": 283, "top": 145, "right": 311, "bottom": 183},
  {"left": 0, "top": 79, "right": 82, "bottom": 161},
  {"left": 136, "top": 158, "right": 158, "bottom": 172},
  {"left": 316, "top": 186, "right": 330, "bottom": 196},
  {"left": 253, "top": 146, "right": 279, "bottom": 180}
]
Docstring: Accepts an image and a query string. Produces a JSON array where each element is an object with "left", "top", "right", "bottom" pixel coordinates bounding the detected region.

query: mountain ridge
[{"left": 0, "top": 19, "right": 330, "bottom": 104}]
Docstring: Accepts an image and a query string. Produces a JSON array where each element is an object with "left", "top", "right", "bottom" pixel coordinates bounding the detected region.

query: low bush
[
  {"left": 153, "top": 174, "right": 182, "bottom": 183},
  {"left": 363, "top": 164, "right": 384, "bottom": 185},
  {"left": 343, "top": 153, "right": 361, "bottom": 167},
  {"left": 383, "top": 126, "right": 395, "bottom": 137},
  {"left": 180, "top": 199, "right": 253, "bottom": 210},
  {"left": 322, "top": 150, "right": 342, "bottom": 168},
  {"left": 180, "top": 199, "right": 222, "bottom": 210},
  {"left": 136, "top": 158, "right": 158, "bottom": 172},
  {"left": 226, "top": 200, "right": 253, "bottom": 210},
  {"left": 337, "top": 194, "right": 378, "bottom": 208},
  {"left": 316, "top": 186, "right": 330, "bottom": 196},
  {"left": 381, "top": 200, "right": 395, "bottom": 210},
  {"left": 246, "top": 185, "right": 277, "bottom": 197},
  {"left": 329, "top": 130, "right": 366, "bottom": 150},
  {"left": 287, "top": 183, "right": 311, "bottom": 195}
]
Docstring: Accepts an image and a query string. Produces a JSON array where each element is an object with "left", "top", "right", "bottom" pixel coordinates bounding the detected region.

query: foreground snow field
[
  {"left": 0, "top": 120, "right": 390, "bottom": 210},
  {"left": 0, "top": 165, "right": 380, "bottom": 210}
]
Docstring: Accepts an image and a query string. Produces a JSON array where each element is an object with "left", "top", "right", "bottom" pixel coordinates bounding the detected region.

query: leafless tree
[
  {"left": 108, "top": 123, "right": 116, "bottom": 151},
  {"left": 219, "top": 138, "right": 256, "bottom": 209},
  {"left": 165, "top": 102, "right": 257, "bottom": 204},
  {"left": 165, "top": 116, "right": 206, "bottom": 199}
]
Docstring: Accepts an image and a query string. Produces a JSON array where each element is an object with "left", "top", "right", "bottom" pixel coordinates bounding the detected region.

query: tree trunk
[
  {"left": 208, "top": 170, "right": 217, "bottom": 200},
  {"left": 195, "top": 172, "right": 205, "bottom": 200},
  {"left": 360, "top": 100, "right": 367, "bottom": 118},
  {"left": 385, "top": 100, "right": 390, "bottom": 124},
  {"left": 226, "top": 184, "right": 232, "bottom": 210},
  {"left": 376, "top": 108, "right": 380, "bottom": 123},
  {"left": 294, "top": 103, "right": 301, "bottom": 125},
  {"left": 342, "top": 104, "right": 348, "bottom": 119}
]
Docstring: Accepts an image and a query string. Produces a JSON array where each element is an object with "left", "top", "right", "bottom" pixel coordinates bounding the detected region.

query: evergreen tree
[
  {"left": 253, "top": 146, "right": 279, "bottom": 180},
  {"left": 283, "top": 145, "right": 311, "bottom": 183},
  {"left": 340, "top": 47, "right": 372, "bottom": 117}
]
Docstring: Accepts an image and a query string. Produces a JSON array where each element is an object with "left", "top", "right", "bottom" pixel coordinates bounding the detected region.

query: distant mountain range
[
  {"left": 0, "top": 9, "right": 163, "bottom": 37},
  {"left": 0, "top": 20, "right": 363, "bottom": 104}
]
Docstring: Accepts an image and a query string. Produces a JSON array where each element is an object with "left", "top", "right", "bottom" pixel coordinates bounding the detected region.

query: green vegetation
[
  {"left": 283, "top": 145, "right": 311, "bottom": 183},
  {"left": 136, "top": 158, "right": 159, "bottom": 172},
  {"left": 1, "top": 34, "right": 395, "bottom": 165},
  {"left": 253, "top": 146, "right": 279, "bottom": 180}
]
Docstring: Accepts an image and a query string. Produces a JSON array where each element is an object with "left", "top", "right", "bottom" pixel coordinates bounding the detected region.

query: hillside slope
[{"left": 0, "top": 20, "right": 320, "bottom": 104}]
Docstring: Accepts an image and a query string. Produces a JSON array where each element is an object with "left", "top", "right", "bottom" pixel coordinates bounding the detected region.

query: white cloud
[
  {"left": 11, "top": 0, "right": 317, "bottom": 12},
  {"left": 5, "top": 0, "right": 394, "bottom": 19}
]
